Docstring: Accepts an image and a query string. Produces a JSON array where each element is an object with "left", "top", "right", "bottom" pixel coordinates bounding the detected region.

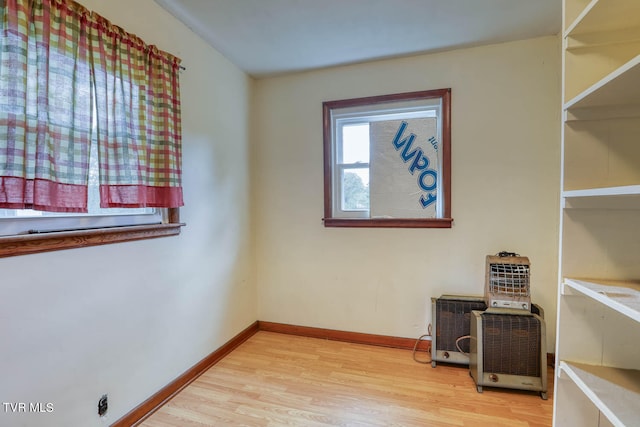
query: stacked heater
[
  {"left": 470, "top": 252, "right": 547, "bottom": 399},
  {"left": 484, "top": 253, "right": 531, "bottom": 311},
  {"left": 430, "top": 253, "right": 547, "bottom": 399},
  {"left": 469, "top": 304, "right": 548, "bottom": 399}
]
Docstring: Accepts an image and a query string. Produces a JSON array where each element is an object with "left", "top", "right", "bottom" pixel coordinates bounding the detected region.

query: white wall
[
  {"left": 252, "top": 36, "right": 561, "bottom": 349},
  {"left": 0, "top": 1, "right": 256, "bottom": 426}
]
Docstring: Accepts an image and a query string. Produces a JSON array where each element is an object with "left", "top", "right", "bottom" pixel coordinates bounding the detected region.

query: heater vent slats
[
  {"left": 436, "top": 299, "right": 487, "bottom": 352},
  {"left": 482, "top": 314, "right": 541, "bottom": 377},
  {"left": 431, "top": 296, "right": 486, "bottom": 367},
  {"left": 469, "top": 310, "right": 548, "bottom": 399}
]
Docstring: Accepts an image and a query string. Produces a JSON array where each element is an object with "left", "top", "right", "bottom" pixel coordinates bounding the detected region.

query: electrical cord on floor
[
  {"left": 455, "top": 335, "right": 471, "bottom": 355},
  {"left": 412, "top": 324, "right": 433, "bottom": 364}
]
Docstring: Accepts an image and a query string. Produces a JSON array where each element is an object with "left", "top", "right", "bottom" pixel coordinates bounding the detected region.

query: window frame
[{"left": 323, "top": 88, "right": 452, "bottom": 228}]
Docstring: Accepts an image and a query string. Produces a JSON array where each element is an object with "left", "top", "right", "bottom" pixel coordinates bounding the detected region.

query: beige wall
[
  {"left": 0, "top": 1, "right": 256, "bottom": 426},
  {"left": 252, "top": 36, "right": 561, "bottom": 348},
  {"left": 0, "top": 8, "right": 561, "bottom": 425}
]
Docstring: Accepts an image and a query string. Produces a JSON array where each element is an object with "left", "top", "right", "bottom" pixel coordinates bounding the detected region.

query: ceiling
[{"left": 154, "top": 0, "right": 561, "bottom": 78}]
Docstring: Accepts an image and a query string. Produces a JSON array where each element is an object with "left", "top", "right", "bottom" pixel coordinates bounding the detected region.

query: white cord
[
  {"left": 455, "top": 335, "right": 471, "bottom": 355},
  {"left": 412, "top": 323, "right": 433, "bottom": 364}
]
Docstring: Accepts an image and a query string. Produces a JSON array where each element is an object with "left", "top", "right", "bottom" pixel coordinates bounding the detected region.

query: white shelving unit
[
  {"left": 558, "top": 362, "right": 640, "bottom": 427},
  {"left": 555, "top": 0, "right": 640, "bottom": 425},
  {"left": 563, "top": 279, "right": 640, "bottom": 321}
]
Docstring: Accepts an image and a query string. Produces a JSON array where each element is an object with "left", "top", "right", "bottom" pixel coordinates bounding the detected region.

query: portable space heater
[
  {"left": 431, "top": 295, "right": 487, "bottom": 367},
  {"left": 485, "top": 252, "right": 531, "bottom": 311},
  {"left": 469, "top": 309, "right": 547, "bottom": 399}
]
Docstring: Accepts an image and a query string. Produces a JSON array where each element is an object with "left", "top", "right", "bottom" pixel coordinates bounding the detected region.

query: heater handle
[{"left": 497, "top": 251, "right": 519, "bottom": 257}]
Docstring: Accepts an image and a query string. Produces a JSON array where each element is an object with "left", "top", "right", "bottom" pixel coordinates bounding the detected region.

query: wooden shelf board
[
  {"left": 565, "top": 55, "right": 640, "bottom": 111},
  {"left": 563, "top": 278, "right": 640, "bottom": 323},
  {"left": 565, "top": 0, "right": 640, "bottom": 37},
  {"left": 559, "top": 361, "right": 640, "bottom": 427}
]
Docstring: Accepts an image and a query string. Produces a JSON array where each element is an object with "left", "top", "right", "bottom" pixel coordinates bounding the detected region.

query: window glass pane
[
  {"left": 341, "top": 124, "right": 370, "bottom": 164},
  {"left": 342, "top": 168, "right": 369, "bottom": 211}
]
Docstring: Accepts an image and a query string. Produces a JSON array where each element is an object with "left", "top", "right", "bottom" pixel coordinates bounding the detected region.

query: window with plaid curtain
[
  {"left": 0, "top": 0, "right": 183, "bottom": 213},
  {"left": 0, "top": 0, "right": 93, "bottom": 212}
]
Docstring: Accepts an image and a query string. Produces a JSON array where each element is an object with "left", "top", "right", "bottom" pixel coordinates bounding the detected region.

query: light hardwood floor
[{"left": 141, "top": 331, "right": 553, "bottom": 426}]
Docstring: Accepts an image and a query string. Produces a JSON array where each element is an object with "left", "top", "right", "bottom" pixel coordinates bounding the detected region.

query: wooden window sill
[
  {"left": 0, "top": 223, "right": 185, "bottom": 258},
  {"left": 323, "top": 218, "right": 453, "bottom": 228}
]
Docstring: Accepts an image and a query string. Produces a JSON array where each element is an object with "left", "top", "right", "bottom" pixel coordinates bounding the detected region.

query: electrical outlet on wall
[{"left": 98, "top": 394, "right": 108, "bottom": 417}]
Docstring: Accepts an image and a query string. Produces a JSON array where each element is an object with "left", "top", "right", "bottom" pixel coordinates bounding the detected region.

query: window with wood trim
[
  {"left": 323, "top": 89, "right": 452, "bottom": 228},
  {"left": 0, "top": 0, "right": 184, "bottom": 257}
]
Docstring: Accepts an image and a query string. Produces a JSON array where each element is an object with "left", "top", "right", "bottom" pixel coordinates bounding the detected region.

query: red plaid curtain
[
  {"left": 90, "top": 15, "right": 183, "bottom": 208},
  {"left": 0, "top": 0, "right": 183, "bottom": 213},
  {"left": 0, "top": 0, "right": 93, "bottom": 212}
]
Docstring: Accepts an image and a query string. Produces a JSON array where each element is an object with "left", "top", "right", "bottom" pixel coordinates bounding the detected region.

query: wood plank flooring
[{"left": 141, "top": 331, "right": 553, "bottom": 426}]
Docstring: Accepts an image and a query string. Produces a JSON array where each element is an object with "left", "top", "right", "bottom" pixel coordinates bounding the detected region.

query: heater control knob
[
  {"left": 443, "top": 351, "right": 450, "bottom": 359},
  {"left": 489, "top": 374, "right": 499, "bottom": 383}
]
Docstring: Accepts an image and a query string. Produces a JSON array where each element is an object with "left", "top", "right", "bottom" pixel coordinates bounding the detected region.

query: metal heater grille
[
  {"left": 485, "top": 254, "right": 531, "bottom": 311},
  {"left": 482, "top": 313, "right": 541, "bottom": 377},
  {"left": 436, "top": 299, "right": 487, "bottom": 354},
  {"left": 488, "top": 263, "right": 530, "bottom": 297}
]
